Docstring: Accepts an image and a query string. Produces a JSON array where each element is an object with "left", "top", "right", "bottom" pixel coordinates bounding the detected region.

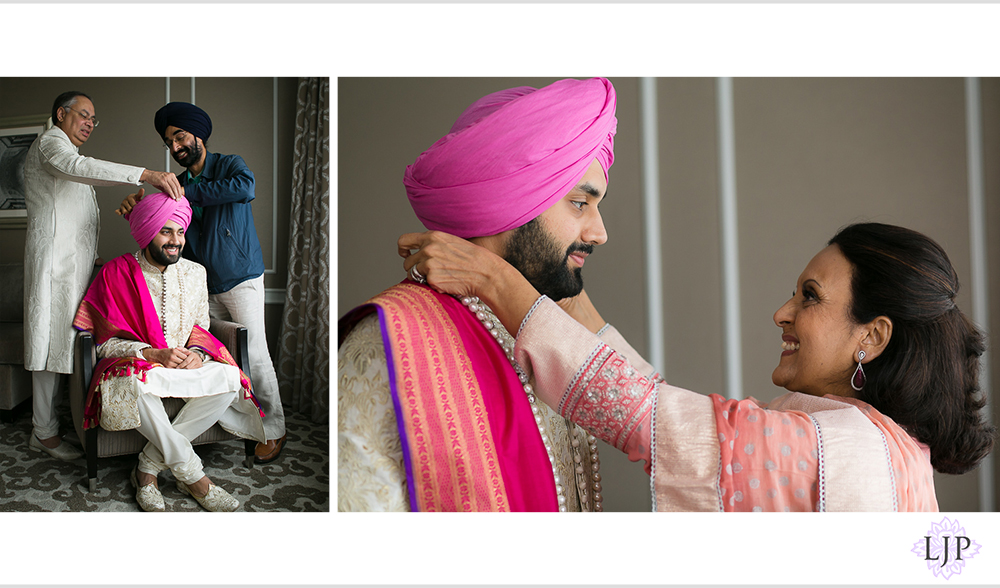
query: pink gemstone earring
[{"left": 851, "top": 350, "right": 867, "bottom": 391}]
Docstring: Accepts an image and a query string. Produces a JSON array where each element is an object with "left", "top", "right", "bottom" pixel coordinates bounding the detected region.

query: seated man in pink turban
[
  {"left": 339, "top": 78, "right": 629, "bottom": 511},
  {"left": 74, "top": 192, "right": 265, "bottom": 512}
]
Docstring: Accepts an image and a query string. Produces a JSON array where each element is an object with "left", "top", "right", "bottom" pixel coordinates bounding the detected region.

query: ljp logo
[{"left": 912, "top": 517, "right": 981, "bottom": 579}]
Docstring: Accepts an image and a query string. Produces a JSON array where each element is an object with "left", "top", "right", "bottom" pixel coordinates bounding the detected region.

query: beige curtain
[{"left": 277, "top": 78, "right": 330, "bottom": 423}]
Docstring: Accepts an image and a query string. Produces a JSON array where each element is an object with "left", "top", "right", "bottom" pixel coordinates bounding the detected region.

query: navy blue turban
[{"left": 154, "top": 102, "right": 212, "bottom": 142}]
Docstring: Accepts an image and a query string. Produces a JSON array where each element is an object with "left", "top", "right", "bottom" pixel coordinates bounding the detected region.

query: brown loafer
[{"left": 254, "top": 434, "right": 287, "bottom": 464}]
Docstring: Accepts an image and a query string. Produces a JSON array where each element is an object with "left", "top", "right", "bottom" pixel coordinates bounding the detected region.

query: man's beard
[
  {"left": 148, "top": 242, "right": 182, "bottom": 267},
  {"left": 502, "top": 218, "right": 593, "bottom": 301},
  {"left": 172, "top": 140, "right": 203, "bottom": 168}
]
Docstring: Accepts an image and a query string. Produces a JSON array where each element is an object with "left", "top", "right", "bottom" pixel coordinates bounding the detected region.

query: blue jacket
[{"left": 179, "top": 151, "right": 266, "bottom": 294}]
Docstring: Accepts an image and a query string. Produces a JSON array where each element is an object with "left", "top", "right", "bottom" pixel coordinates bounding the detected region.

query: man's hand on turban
[
  {"left": 398, "top": 230, "right": 541, "bottom": 338},
  {"left": 139, "top": 170, "right": 184, "bottom": 201},
  {"left": 116, "top": 188, "right": 143, "bottom": 216}
]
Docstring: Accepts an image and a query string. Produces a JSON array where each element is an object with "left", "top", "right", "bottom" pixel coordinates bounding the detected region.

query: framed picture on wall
[{"left": 0, "top": 117, "right": 46, "bottom": 228}]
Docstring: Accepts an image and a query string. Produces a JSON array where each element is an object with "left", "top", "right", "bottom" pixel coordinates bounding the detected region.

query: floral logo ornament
[{"left": 911, "top": 517, "right": 981, "bottom": 579}]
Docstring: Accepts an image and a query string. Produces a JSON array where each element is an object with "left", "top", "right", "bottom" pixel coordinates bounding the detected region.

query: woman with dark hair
[
  {"left": 826, "top": 224, "right": 993, "bottom": 476},
  {"left": 397, "top": 222, "right": 995, "bottom": 511}
]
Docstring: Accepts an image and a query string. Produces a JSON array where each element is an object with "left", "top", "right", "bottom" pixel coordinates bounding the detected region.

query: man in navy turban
[
  {"left": 119, "top": 101, "right": 287, "bottom": 464},
  {"left": 154, "top": 101, "right": 213, "bottom": 155}
]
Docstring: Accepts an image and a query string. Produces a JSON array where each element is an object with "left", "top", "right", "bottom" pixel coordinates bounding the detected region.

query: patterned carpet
[{"left": 0, "top": 402, "right": 329, "bottom": 512}]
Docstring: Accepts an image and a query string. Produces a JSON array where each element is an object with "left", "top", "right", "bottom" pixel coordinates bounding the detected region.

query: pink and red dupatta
[
  {"left": 73, "top": 254, "right": 260, "bottom": 430},
  {"left": 339, "top": 281, "right": 558, "bottom": 511}
]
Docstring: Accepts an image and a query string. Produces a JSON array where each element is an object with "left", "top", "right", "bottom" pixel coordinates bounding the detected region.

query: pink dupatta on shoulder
[
  {"left": 73, "top": 254, "right": 260, "bottom": 430},
  {"left": 340, "top": 281, "right": 558, "bottom": 511}
]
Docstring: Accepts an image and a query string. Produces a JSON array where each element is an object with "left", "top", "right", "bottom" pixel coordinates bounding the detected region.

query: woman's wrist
[
  {"left": 556, "top": 289, "right": 606, "bottom": 333},
  {"left": 480, "top": 256, "right": 541, "bottom": 336}
]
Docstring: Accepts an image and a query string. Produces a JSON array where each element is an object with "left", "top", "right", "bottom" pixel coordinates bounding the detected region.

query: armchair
[
  {"left": 69, "top": 318, "right": 256, "bottom": 492},
  {"left": 0, "top": 263, "right": 31, "bottom": 423}
]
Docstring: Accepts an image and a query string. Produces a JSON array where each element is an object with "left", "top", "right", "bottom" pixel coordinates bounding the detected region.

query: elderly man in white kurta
[
  {"left": 74, "top": 192, "right": 264, "bottom": 511},
  {"left": 23, "top": 91, "right": 182, "bottom": 460}
]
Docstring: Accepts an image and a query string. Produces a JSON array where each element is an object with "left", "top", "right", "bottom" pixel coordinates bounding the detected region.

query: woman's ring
[{"left": 409, "top": 265, "right": 426, "bottom": 284}]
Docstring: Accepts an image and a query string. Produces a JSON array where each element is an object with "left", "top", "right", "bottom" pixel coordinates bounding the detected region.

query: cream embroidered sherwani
[
  {"left": 23, "top": 126, "right": 145, "bottom": 373},
  {"left": 96, "top": 252, "right": 265, "bottom": 444},
  {"left": 337, "top": 310, "right": 646, "bottom": 512}
]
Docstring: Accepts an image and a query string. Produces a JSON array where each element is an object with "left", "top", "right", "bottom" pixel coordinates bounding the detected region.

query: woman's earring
[{"left": 851, "top": 350, "right": 867, "bottom": 391}]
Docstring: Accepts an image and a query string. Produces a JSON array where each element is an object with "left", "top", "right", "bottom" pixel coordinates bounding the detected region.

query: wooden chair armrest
[{"left": 70, "top": 330, "right": 95, "bottom": 449}]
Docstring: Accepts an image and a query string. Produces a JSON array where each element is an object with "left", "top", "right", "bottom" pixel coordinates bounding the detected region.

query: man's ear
[{"left": 860, "top": 316, "right": 893, "bottom": 362}]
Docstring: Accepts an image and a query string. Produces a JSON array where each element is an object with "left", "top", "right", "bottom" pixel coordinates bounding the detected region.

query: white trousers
[
  {"left": 135, "top": 389, "right": 238, "bottom": 484},
  {"left": 31, "top": 370, "right": 65, "bottom": 440},
  {"left": 209, "top": 275, "right": 285, "bottom": 441}
]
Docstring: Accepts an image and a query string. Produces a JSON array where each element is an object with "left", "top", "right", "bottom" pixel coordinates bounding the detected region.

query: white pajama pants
[
  {"left": 135, "top": 390, "right": 238, "bottom": 484},
  {"left": 209, "top": 275, "right": 285, "bottom": 441},
  {"left": 31, "top": 370, "right": 65, "bottom": 440}
]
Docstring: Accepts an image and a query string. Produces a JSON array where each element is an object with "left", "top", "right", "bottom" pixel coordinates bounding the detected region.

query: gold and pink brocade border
[{"left": 374, "top": 284, "right": 510, "bottom": 511}]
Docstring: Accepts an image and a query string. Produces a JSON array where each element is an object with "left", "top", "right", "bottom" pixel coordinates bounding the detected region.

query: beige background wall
[
  {"left": 340, "top": 77, "right": 1000, "bottom": 512},
  {"left": 0, "top": 77, "right": 298, "bottom": 360}
]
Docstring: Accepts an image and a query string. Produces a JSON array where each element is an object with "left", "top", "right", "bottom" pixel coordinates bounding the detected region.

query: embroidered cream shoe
[
  {"left": 176, "top": 480, "right": 240, "bottom": 512},
  {"left": 130, "top": 466, "right": 165, "bottom": 512},
  {"left": 29, "top": 435, "right": 83, "bottom": 461}
]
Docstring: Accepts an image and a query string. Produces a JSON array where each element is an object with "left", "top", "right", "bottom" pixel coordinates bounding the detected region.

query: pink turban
[
  {"left": 125, "top": 192, "right": 193, "bottom": 248},
  {"left": 404, "top": 77, "right": 617, "bottom": 238}
]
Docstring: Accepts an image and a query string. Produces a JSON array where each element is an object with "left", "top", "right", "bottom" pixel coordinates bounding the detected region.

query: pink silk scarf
[
  {"left": 403, "top": 77, "right": 617, "bottom": 238},
  {"left": 339, "top": 281, "right": 558, "bottom": 511},
  {"left": 73, "top": 254, "right": 259, "bottom": 430}
]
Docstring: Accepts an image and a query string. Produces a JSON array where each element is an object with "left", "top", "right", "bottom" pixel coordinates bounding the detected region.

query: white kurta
[{"left": 23, "top": 126, "right": 144, "bottom": 373}]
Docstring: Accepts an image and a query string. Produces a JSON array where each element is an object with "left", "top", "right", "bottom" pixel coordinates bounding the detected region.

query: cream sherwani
[
  {"left": 337, "top": 309, "right": 645, "bottom": 512},
  {"left": 97, "top": 252, "right": 264, "bottom": 482},
  {"left": 23, "top": 126, "right": 145, "bottom": 374}
]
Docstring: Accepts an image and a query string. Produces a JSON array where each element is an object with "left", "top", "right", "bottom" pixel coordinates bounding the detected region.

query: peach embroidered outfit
[{"left": 516, "top": 297, "right": 938, "bottom": 512}]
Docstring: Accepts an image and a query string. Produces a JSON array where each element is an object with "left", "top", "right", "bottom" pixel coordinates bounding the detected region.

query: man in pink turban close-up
[
  {"left": 338, "top": 78, "right": 625, "bottom": 512},
  {"left": 73, "top": 192, "right": 265, "bottom": 512}
]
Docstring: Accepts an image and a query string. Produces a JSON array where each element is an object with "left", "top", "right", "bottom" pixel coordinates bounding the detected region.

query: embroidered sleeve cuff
[
  {"left": 597, "top": 324, "right": 661, "bottom": 382},
  {"left": 558, "top": 343, "right": 656, "bottom": 455},
  {"left": 514, "top": 298, "right": 655, "bottom": 461}
]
